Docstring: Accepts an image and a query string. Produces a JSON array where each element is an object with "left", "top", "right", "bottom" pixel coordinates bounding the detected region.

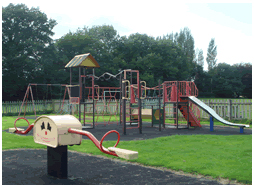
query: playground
[{"left": 3, "top": 53, "right": 252, "bottom": 184}]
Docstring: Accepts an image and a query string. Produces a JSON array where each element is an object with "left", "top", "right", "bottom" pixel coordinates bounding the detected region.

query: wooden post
[{"left": 228, "top": 99, "right": 232, "bottom": 120}]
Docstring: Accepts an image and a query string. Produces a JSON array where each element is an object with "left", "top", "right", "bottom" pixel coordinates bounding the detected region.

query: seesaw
[{"left": 10, "top": 115, "right": 138, "bottom": 179}]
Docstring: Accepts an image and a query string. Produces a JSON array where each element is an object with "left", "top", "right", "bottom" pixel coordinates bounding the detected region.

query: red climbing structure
[{"left": 163, "top": 81, "right": 201, "bottom": 128}]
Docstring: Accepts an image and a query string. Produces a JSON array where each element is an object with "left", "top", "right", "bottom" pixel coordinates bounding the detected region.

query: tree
[
  {"left": 193, "top": 64, "right": 213, "bottom": 97},
  {"left": 171, "top": 28, "right": 195, "bottom": 63},
  {"left": 206, "top": 38, "right": 217, "bottom": 71},
  {"left": 234, "top": 63, "right": 252, "bottom": 98},
  {"left": 169, "top": 27, "right": 196, "bottom": 80},
  {"left": 2, "top": 3, "right": 57, "bottom": 101},
  {"left": 197, "top": 49, "right": 204, "bottom": 67},
  {"left": 209, "top": 63, "right": 244, "bottom": 98}
]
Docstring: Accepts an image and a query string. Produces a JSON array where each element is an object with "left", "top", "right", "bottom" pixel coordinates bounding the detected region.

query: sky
[{"left": 2, "top": 1, "right": 253, "bottom": 71}]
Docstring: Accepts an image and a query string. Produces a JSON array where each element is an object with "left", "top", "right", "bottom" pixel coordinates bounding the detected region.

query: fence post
[{"left": 228, "top": 99, "right": 232, "bottom": 120}]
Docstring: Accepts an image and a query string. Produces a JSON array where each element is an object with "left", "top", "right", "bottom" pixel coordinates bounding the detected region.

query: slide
[{"left": 188, "top": 96, "right": 249, "bottom": 128}]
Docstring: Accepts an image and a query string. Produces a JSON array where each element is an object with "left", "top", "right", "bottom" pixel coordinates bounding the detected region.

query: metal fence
[{"left": 2, "top": 99, "right": 252, "bottom": 120}]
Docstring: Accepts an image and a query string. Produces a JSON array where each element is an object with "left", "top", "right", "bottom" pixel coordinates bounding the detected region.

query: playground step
[{"left": 108, "top": 147, "right": 138, "bottom": 160}]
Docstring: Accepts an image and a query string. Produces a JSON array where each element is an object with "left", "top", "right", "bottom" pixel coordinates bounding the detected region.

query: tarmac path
[{"left": 2, "top": 123, "right": 251, "bottom": 185}]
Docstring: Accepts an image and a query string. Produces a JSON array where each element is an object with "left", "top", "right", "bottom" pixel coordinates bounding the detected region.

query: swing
[{"left": 57, "top": 86, "right": 68, "bottom": 114}]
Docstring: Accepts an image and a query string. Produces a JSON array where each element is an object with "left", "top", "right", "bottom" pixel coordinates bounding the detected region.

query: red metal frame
[
  {"left": 14, "top": 117, "right": 34, "bottom": 135},
  {"left": 68, "top": 128, "right": 120, "bottom": 156},
  {"left": 84, "top": 86, "right": 121, "bottom": 126},
  {"left": 161, "top": 81, "right": 201, "bottom": 128}
]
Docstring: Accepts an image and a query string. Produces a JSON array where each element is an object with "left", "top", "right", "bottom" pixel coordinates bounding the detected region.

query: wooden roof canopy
[{"left": 65, "top": 53, "right": 100, "bottom": 68}]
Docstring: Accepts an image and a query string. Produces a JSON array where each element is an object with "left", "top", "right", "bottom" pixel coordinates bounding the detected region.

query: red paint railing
[
  {"left": 14, "top": 117, "right": 34, "bottom": 135},
  {"left": 68, "top": 128, "right": 120, "bottom": 157}
]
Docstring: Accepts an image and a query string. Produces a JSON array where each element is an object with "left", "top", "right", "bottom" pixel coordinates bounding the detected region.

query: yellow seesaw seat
[{"left": 108, "top": 147, "right": 138, "bottom": 160}]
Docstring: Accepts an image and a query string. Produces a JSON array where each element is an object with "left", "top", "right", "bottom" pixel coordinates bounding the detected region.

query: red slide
[{"left": 178, "top": 98, "right": 201, "bottom": 127}]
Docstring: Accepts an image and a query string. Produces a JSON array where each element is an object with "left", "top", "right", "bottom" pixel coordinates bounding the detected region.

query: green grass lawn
[{"left": 2, "top": 115, "right": 252, "bottom": 184}]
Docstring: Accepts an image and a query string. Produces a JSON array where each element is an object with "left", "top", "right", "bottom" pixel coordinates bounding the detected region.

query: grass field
[{"left": 2, "top": 115, "right": 252, "bottom": 184}]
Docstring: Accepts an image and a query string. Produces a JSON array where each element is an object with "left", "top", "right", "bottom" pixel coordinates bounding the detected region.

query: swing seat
[
  {"left": 108, "top": 147, "right": 138, "bottom": 160},
  {"left": 131, "top": 109, "right": 152, "bottom": 120}
]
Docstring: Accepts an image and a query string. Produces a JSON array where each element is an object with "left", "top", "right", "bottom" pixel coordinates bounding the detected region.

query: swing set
[{"left": 17, "top": 83, "right": 77, "bottom": 120}]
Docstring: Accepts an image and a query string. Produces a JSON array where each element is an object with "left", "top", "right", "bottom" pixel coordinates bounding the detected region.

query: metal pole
[
  {"left": 151, "top": 105, "right": 154, "bottom": 127},
  {"left": 83, "top": 68, "right": 86, "bottom": 126},
  {"left": 158, "top": 79, "right": 161, "bottom": 131},
  {"left": 119, "top": 73, "right": 122, "bottom": 125},
  {"left": 92, "top": 72, "right": 95, "bottom": 129},
  {"left": 18, "top": 85, "right": 30, "bottom": 117},
  {"left": 176, "top": 81, "right": 179, "bottom": 129},
  {"left": 187, "top": 101, "right": 189, "bottom": 129},
  {"left": 29, "top": 83, "right": 67, "bottom": 86},
  {"left": 29, "top": 86, "right": 37, "bottom": 119},
  {"left": 138, "top": 79, "right": 142, "bottom": 134},
  {"left": 122, "top": 80, "right": 126, "bottom": 135},
  {"left": 69, "top": 67, "right": 72, "bottom": 115},
  {"left": 210, "top": 116, "right": 214, "bottom": 131},
  {"left": 163, "top": 83, "right": 166, "bottom": 128},
  {"left": 79, "top": 67, "right": 81, "bottom": 122},
  {"left": 130, "top": 72, "right": 132, "bottom": 126}
]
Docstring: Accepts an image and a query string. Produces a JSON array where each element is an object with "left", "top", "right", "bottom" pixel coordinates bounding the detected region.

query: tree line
[{"left": 2, "top": 4, "right": 252, "bottom": 101}]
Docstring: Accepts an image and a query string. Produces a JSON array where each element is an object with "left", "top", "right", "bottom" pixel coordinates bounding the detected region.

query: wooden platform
[{"left": 131, "top": 109, "right": 152, "bottom": 120}]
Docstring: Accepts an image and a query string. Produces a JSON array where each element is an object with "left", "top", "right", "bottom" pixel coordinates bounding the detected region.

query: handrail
[
  {"left": 140, "top": 81, "right": 146, "bottom": 99},
  {"left": 68, "top": 128, "right": 120, "bottom": 157},
  {"left": 122, "top": 80, "right": 130, "bottom": 100},
  {"left": 14, "top": 117, "right": 34, "bottom": 134}
]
